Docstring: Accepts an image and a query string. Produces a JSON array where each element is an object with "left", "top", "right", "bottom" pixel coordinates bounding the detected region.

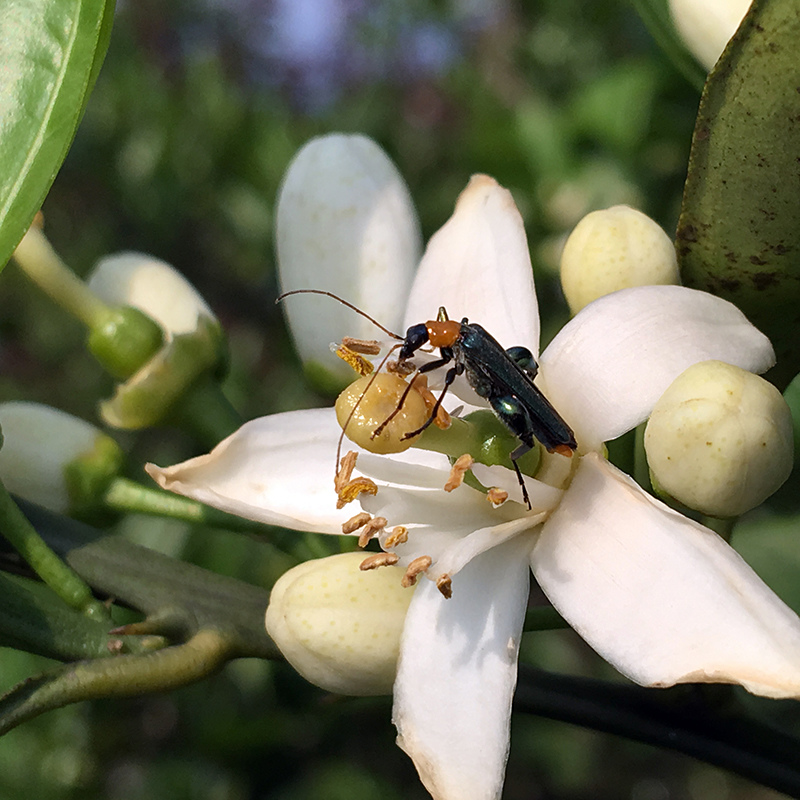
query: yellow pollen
[
  {"left": 336, "top": 477, "right": 379, "bottom": 509},
  {"left": 335, "top": 344, "right": 374, "bottom": 377},
  {"left": 384, "top": 526, "right": 408, "bottom": 548}
]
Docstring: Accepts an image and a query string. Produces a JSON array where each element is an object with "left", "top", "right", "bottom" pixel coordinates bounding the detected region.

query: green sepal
[
  {"left": 100, "top": 316, "right": 226, "bottom": 429},
  {"left": 63, "top": 433, "right": 125, "bottom": 521},
  {"left": 87, "top": 306, "right": 165, "bottom": 379},
  {"left": 417, "top": 409, "right": 541, "bottom": 478}
]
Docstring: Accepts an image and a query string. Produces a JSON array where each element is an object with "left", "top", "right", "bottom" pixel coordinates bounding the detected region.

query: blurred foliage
[{"left": 0, "top": 1, "right": 794, "bottom": 799}]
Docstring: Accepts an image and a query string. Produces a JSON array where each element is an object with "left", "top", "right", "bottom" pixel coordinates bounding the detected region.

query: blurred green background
[{"left": 0, "top": 1, "right": 790, "bottom": 798}]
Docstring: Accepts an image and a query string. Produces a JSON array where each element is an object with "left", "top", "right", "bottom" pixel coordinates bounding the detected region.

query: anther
[
  {"left": 358, "top": 516, "right": 387, "bottom": 548},
  {"left": 487, "top": 487, "right": 509, "bottom": 506},
  {"left": 436, "top": 574, "right": 452, "bottom": 599},
  {"left": 383, "top": 526, "right": 408, "bottom": 548},
  {"left": 360, "top": 552, "right": 399, "bottom": 570},
  {"left": 342, "top": 511, "right": 372, "bottom": 534},
  {"left": 334, "top": 451, "right": 358, "bottom": 494},
  {"left": 401, "top": 555, "right": 432, "bottom": 588},
  {"left": 337, "top": 477, "right": 379, "bottom": 509},
  {"left": 341, "top": 336, "right": 382, "bottom": 355},
  {"left": 444, "top": 454, "right": 474, "bottom": 492}
]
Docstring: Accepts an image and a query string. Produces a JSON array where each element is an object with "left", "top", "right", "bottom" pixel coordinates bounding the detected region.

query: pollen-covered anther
[
  {"left": 334, "top": 343, "right": 374, "bottom": 377},
  {"left": 358, "top": 516, "right": 388, "bottom": 548},
  {"left": 341, "top": 511, "right": 372, "bottom": 534},
  {"left": 436, "top": 574, "right": 453, "bottom": 599},
  {"left": 487, "top": 487, "right": 509, "bottom": 506},
  {"left": 401, "top": 555, "right": 432, "bottom": 588},
  {"left": 334, "top": 450, "right": 358, "bottom": 494},
  {"left": 341, "top": 336, "right": 382, "bottom": 355},
  {"left": 411, "top": 374, "right": 451, "bottom": 430},
  {"left": 336, "top": 477, "right": 379, "bottom": 509},
  {"left": 359, "top": 552, "right": 400, "bottom": 571},
  {"left": 383, "top": 525, "right": 408, "bottom": 548},
  {"left": 444, "top": 453, "right": 474, "bottom": 492}
]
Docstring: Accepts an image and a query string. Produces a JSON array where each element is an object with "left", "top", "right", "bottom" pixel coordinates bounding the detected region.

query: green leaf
[
  {"left": 676, "top": 0, "right": 800, "bottom": 388},
  {"left": 0, "top": 0, "right": 115, "bottom": 272}
]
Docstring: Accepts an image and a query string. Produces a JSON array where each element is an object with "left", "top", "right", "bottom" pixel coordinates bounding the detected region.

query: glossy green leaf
[
  {"left": 677, "top": 0, "right": 800, "bottom": 388},
  {"left": 0, "top": 0, "right": 115, "bottom": 271}
]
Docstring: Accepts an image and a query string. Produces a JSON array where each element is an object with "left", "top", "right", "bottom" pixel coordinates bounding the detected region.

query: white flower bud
[
  {"left": 276, "top": 134, "right": 421, "bottom": 389},
  {"left": 266, "top": 552, "right": 414, "bottom": 696},
  {"left": 669, "top": 0, "right": 752, "bottom": 71},
  {"left": 560, "top": 205, "right": 680, "bottom": 315},
  {"left": 87, "top": 252, "right": 216, "bottom": 338},
  {"left": 0, "top": 402, "right": 123, "bottom": 513},
  {"left": 644, "top": 361, "right": 793, "bottom": 517}
]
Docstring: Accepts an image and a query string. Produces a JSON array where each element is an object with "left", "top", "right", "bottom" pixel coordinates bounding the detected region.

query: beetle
[{"left": 278, "top": 290, "right": 577, "bottom": 508}]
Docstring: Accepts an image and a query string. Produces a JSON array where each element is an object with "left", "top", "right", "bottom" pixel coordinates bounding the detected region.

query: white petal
[
  {"left": 146, "top": 409, "right": 352, "bottom": 533},
  {"left": 403, "top": 175, "right": 540, "bottom": 355},
  {"left": 539, "top": 286, "right": 775, "bottom": 449},
  {"left": 531, "top": 452, "right": 800, "bottom": 698},
  {"left": 88, "top": 253, "right": 215, "bottom": 337},
  {"left": 394, "top": 537, "right": 531, "bottom": 800},
  {"left": 276, "top": 134, "right": 421, "bottom": 382}
]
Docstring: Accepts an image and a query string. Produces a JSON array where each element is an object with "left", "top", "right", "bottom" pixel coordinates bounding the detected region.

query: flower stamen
[
  {"left": 341, "top": 511, "right": 372, "bottom": 534},
  {"left": 334, "top": 343, "right": 374, "bottom": 376},
  {"left": 360, "top": 552, "right": 399, "bottom": 570},
  {"left": 383, "top": 525, "right": 408, "bottom": 548},
  {"left": 340, "top": 336, "right": 382, "bottom": 355},
  {"left": 487, "top": 487, "right": 509, "bottom": 506},
  {"left": 444, "top": 454, "right": 474, "bottom": 492},
  {"left": 337, "top": 477, "right": 379, "bottom": 508},
  {"left": 401, "top": 555, "right": 432, "bottom": 588},
  {"left": 358, "top": 516, "right": 388, "bottom": 548},
  {"left": 436, "top": 574, "right": 453, "bottom": 599}
]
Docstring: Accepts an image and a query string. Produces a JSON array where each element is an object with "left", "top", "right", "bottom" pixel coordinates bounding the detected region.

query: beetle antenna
[{"left": 277, "top": 289, "right": 403, "bottom": 341}]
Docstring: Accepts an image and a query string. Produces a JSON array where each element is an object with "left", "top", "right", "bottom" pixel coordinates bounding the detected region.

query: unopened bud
[
  {"left": 0, "top": 403, "right": 124, "bottom": 515},
  {"left": 87, "top": 254, "right": 225, "bottom": 429},
  {"left": 560, "top": 206, "right": 679, "bottom": 314},
  {"left": 265, "top": 552, "right": 414, "bottom": 696},
  {"left": 335, "top": 373, "right": 428, "bottom": 454},
  {"left": 645, "top": 360, "right": 793, "bottom": 517},
  {"left": 276, "top": 134, "right": 421, "bottom": 391}
]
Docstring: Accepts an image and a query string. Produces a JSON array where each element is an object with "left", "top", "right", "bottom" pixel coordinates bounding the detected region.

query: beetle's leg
[
  {"left": 509, "top": 441, "right": 533, "bottom": 510},
  {"left": 401, "top": 362, "right": 464, "bottom": 440}
]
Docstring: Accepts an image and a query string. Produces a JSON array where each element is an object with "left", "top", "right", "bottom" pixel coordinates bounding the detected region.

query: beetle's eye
[
  {"left": 399, "top": 324, "right": 429, "bottom": 360},
  {"left": 506, "top": 346, "right": 537, "bottom": 372}
]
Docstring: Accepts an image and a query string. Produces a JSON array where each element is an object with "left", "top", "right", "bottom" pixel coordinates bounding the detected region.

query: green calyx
[
  {"left": 87, "top": 306, "right": 164, "bottom": 379},
  {"left": 417, "top": 409, "right": 541, "bottom": 482},
  {"left": 100, "top": 315, "right": 226, "bottom": 430},
  {"left": 63, "top": 434, "right": 125, "bottom": 521}
]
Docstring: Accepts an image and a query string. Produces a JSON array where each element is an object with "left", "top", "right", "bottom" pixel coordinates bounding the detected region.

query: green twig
[
  {"left": 0, "top": 481, "right": 108, "bottom": 621},
  {"left": 515, "top": 666, "right": 800, "bottom": 796}
]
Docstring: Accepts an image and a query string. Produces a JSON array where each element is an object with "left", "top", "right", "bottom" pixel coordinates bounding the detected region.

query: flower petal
[
  {"left": 531, "top": 452, "right": 800, "bottom": 698},
  {"left": 146, "top": 409, "right": 352, "bottom": 533},
  {"left": 539, "top": 285, "right": 775, "bottom": 449},
  {"left": 393, "top": 536, "right": 531, "bottom": 800},
  {"left": 276, "top": 134, "right": 421, "bottom": 383},
  {"left": 403, "top": 175, "right": 540, "bottom": 355}
]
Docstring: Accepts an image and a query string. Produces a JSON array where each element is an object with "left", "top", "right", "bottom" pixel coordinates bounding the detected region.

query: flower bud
[
  {"left": 644, "top": 360, "right": 793, "bottom": 517},
  {"left": 265, "top": 552, "right": 414, "bottom": 695},
  {"left": 88, "top": 252, "right": 216, "bottom": 339},
  {"left": 560, "top": 206, "right": 679, "bottom": 314},
  {"left": 276, "top": 134, "right": 421, "bottom": 391},
  {"left": 669, "top": 0, "right": 751, "bottom": 71},
  {"left": 0, "top": 402, "right": 124, "bottom": 515},
  {"left": 86, "top": 254, "right": 226, "bottom": 429},
  {"left": 335, "top": 373, "right": 429, "bottom": 454}
]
